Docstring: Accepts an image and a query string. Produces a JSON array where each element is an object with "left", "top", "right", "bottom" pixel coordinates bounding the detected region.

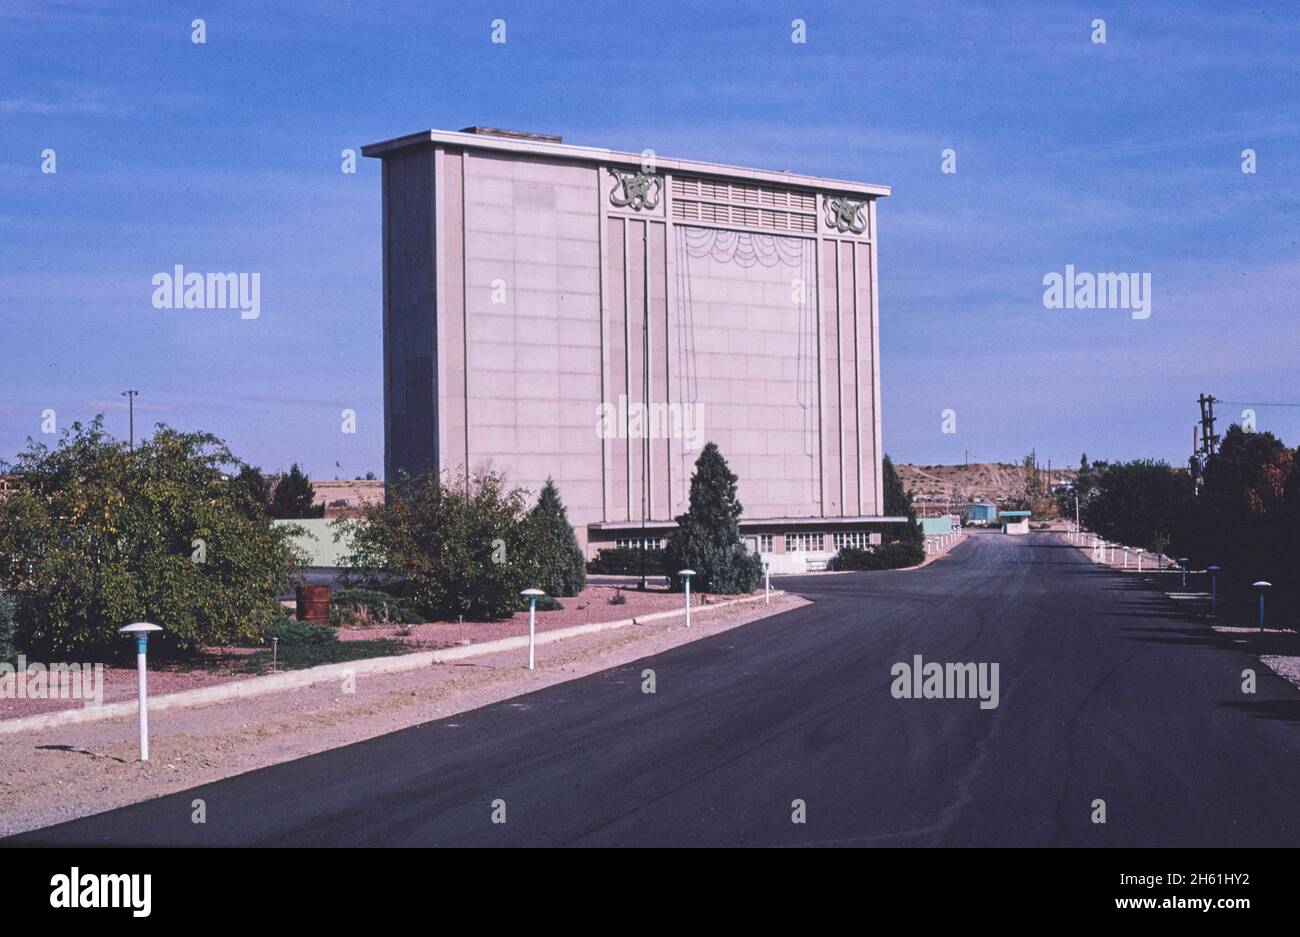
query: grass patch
[{"left": 328, "top": 588, "right": 425, "bottom": 627}]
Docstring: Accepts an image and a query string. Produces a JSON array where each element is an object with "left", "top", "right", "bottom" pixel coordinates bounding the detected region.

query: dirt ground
[
  {"left": 0, "top": 592, "right": 806, "bottom": 837},
  {"left": 0, "top": 583, "right": 753, "bottom": 720}
]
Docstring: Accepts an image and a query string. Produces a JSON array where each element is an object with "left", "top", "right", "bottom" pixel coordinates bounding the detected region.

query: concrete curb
[{"left": 0, "top": 589, "right": 785, "bottom": 735}]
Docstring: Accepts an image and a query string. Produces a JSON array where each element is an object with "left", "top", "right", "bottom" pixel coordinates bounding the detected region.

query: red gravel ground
[
  {"left": 1, "top": 582, "right": 758, "bottom": 721},
  {"left": 0, "top": 655, "right": 248, "bottom": 719},
  {"left": 335, "top": 582, "right": 743, "bottom": 648}
]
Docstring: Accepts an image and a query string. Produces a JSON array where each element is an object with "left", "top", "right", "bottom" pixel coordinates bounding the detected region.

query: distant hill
[{"left": 896, "top": 462, "right": 1076, "bottom": 509}]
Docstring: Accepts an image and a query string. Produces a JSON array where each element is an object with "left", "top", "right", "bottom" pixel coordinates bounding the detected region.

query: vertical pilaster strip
[
  {"left": 597, "top": 165, "right": 609, "bottom": 522},
  {"left": 869, "top": 198, "right": 884, "bottom": 513},
  {"left": 460, "top": 150, "right": 470, "bottom": 484},
  {"left": 814, "top": 235, "right": 825, "bottom": 516},
  {"left": 663, "top": 173, "right": 676, "bottom": 515}
]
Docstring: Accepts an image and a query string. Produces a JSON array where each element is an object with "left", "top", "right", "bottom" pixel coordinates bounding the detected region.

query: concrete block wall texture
[{"left": 363, "top": 128, "right": 891, "bottom": 552}]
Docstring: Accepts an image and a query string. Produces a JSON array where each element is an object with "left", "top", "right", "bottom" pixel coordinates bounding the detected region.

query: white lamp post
[
  {"left": 763, "top": 562, "right": 770, "bottom": 605},
  {"left": 119, "top": 622, "right": 162, "bottom": 762},
  {"left": 1136, "top": 548, "right": 1144, "bottom": 571},
  {"left": 679, "top": 569, "right": 696, "bottom": 627},
  {"left": 1254, "top": 581, "right": 1271, "bottom": 632},
  {"left": 520, "top": 589, "right": 544, "bottom": 670},
  {"left": 1178, "top": 557, "right": 1190, "bottom": 591}
]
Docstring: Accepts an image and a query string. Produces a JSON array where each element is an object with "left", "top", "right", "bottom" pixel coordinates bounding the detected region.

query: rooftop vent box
[{"left": 458, "top": 126, "right": 563, "bottom": 144}]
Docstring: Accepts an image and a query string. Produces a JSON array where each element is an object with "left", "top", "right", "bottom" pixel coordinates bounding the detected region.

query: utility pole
[
  {"left": 640, "top": 228, "right": 650, "bottom": 591},
  {"left": 1197, "top": 394, "right": 1219, "bottom": 458},
  {"left": 120, "top": 389, "right": 139, "bottom": 451}
]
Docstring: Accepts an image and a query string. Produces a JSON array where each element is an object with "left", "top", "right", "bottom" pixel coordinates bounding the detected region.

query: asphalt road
[{"left": 9, "top": 531, "right": 1300, "bottom": 847}]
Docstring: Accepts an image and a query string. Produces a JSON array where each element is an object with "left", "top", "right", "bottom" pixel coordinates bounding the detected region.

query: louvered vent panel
[{"left": 671, "top": 175, "right": 817, "bottom": 234}]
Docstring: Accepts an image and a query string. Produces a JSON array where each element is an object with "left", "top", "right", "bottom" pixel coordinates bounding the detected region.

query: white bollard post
[
  {"left": 764, "top": 563, "right": 770, "bottom": 605},
  {"left": 1123, "top": 547, "right": 1129, "bottom": 569},
  {"left": 521, "top": 589, "right": 544, "bottom": 670},
  {"left": 679, "top": 569, "right": 696, "bottom": 628},
  {"left": 1254, "top": 581, "right": 1271, "bottom": 632},
  {"left": 119, "top": 623, "right": 163, "bottom": 762}
]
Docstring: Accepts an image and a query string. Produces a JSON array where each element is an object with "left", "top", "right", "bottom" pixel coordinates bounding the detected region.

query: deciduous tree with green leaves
[
  {"left": 341, "top": 468, "right": 536, "bottom": 620},
  {"left": 0, "top": 418, "right": 302, "bottom": 657}
]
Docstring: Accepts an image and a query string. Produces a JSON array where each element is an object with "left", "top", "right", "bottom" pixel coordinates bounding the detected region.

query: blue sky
[{"left": 3, "top": 0, "right": 1298, "bottom": 478}]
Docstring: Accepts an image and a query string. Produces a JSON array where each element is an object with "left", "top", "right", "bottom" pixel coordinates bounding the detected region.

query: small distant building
[
  {"left": 920, "top": 516, "right": 953, "bottom": 537},
  {"left": 963, "top": 502, "right": 998, "bottom": 527},
  {"left": 0, "top": 474, "right": 21, "bottom": 502},
  {"left": 999, "top": 510, "right": 1031, "bottom": 535},
  {"left": 274, "top": 518, "right": 357, "bottom": 568}
]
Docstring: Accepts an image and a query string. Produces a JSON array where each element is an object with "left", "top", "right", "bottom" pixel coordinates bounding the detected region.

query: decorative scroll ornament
[
  {"left": 824, "top": 195, "right": 868, "bottom": 234},
  {"left": 608, "top": 168, "right": 662, "bottom": 211}
]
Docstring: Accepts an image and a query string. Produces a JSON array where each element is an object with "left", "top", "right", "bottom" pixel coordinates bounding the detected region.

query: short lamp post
[
  {"left": 1123, "top": 546, "right": 1129, "bottom": 569},
  {"left": 521, "top": 589, "right": 545, "bottom": 670},
  {"left": 679, "top": 569, "right": 696, "bottom": 628},
  {"left": 1254, "top": 581, "right": 1271, "bottom": 633},
  {"left": 119, "top": 622, "right": 163, "bottom": 762},
  {"left": 763, "top": 562, "right": 771, "bottom": 605},
  {"left": 1206, "top": 565, "right": 1221, "bottom": 609},
  {"left": 1178, "top": 557, "right": 1190, "bottom": 591},
  {"left": 1135, "top": 548, "right": 1144, "bottom": 571}
]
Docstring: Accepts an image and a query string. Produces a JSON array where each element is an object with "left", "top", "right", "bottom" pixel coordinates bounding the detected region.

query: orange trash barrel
[{"left": 296, "top": 584, "right": 331, "bottom": 624}]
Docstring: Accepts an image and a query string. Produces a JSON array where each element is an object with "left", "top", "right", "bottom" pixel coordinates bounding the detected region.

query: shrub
[
  {"left": 663, "top": 443, "right": 762, "bottom": 593},
  {"left": 587, "top": 547, "right": 661, "bottom": 575},
  {"left": 329, "top": 588, "right": 424, "bottom": 627},
  {"left": 268, "top": 616, "right": 336, "bottom": 646},
  {"left": 0, "top": 419, "right": 302, "bottom": 658},
  {"left": 258, "top": 615, "right": 404, "bottom": 671},
  {"left": 342, "top": 468, "right": 537, "bottom": 621},
  {"left": 829, "top": 541, "right": 924, "bottom": 571},
  {"left": 525, "top": 594, "right": 564, "bottom": 612}
]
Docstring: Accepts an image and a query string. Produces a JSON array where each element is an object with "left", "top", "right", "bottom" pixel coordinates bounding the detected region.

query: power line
[{"left": 1216, "top": 400, "right": 1300, "bottom": 408}]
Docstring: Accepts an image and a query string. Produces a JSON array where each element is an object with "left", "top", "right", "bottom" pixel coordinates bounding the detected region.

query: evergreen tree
[
  {"left": 233, "top": 464, "right": 273, "bottom": 518},
  {"left": 663, "top": 443, "right": 762, "bottom": 593},
  {"left": 271, "top": 464, "right": 324, "bottom": 519},
  {"left": 525, "top": 479, "right": 587, "bottom": 597},
  {"left": 882, "top": 455, "right": 923, "bottom": 545}
]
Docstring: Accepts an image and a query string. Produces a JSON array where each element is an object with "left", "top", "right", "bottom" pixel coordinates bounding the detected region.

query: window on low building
[
  {"left": 786, "top": 532, "right": 824, "bottom": 553},
  {"left": 832, "top": 531, "right": 871, "bottom": 550},
  {"left": 615, "top": 538, "right": 664, "bottom": 550}
]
